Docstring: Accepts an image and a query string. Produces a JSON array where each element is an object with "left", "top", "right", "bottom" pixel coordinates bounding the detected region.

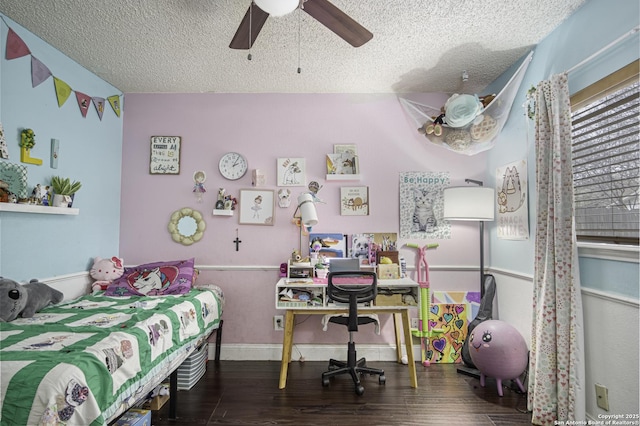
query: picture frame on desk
[
  {"left": 349, "top": 233, "right": 373, "bottom": 266},
  {"left": 309, "top": 233, "right": 347, "bottom": 258}
]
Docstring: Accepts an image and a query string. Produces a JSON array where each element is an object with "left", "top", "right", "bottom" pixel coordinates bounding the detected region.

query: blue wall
[
  {"left": 485, "top": 0, "right": 640, "bottom": 298},
  {"left": 0, "top": 14, "right": 123, "bottom": 282}
]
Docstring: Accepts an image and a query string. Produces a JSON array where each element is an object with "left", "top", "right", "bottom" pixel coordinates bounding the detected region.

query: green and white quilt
[{"left": 0, "top": 287, "right": 223, "bottom": 425}]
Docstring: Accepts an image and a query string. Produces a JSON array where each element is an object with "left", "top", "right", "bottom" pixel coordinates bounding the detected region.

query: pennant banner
[
  {"left": 76, "top": 91, "right": 92, "bottom": 118},
  {"left": 108, "top": 95, "right": 121, "bottom": 117},
  {"left": 4, "top": 23, "right": 121, "bottom": 120},
  {"left": 92, "top": 97, "right": 106, "bottom": 121},
  {"left": 31, "top": 56, "right": 52, "bottom": 87},
  {"left": 53, "top": 77, "right": 72, "bottom": 107},
  {"left": 5, "top": 28, "right": 30, "bottom": 59}
]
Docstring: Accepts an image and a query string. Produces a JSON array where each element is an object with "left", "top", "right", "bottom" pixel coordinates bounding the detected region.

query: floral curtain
[{"left": 528, "top": 73, "right": 586, "bottom": 425}]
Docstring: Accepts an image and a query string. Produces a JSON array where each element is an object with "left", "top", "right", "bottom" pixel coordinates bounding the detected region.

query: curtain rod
[{"left": 566, "top": 26, "right": 639, "bottom": 75}]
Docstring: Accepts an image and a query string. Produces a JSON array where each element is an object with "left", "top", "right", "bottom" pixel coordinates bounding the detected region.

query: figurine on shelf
[
  {"left": 0, "top": 180, "right": 10, "bottom": 202},
  {"left": 223, "top": 196, "right": 237, "bottom": 210},
  {"left": 193, "top": 171, "right": 207, "bottom": 203},
  {"left": 215, "top": 188, "right": 226, "bottom": 210},
  {"left": 42, "top": 186, "right": 52, "bottom": 206}
]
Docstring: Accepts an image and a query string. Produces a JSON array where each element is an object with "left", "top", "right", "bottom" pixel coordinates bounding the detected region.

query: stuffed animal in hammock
[
  {"left": 90, "top": 256, "right": 124, "bottom": 294},
  {"left": 0, "top": 277, "right": 64, "bottom": 321}
]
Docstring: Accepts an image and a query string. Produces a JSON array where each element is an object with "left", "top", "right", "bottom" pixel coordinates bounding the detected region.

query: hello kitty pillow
[{"left": 104, "top": 258, "right": 196, "bottom": 296}]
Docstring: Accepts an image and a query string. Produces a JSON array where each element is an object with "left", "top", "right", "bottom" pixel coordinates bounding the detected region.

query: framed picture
[
  {"left": 309, "top": 233, "right": 347, "bottom": 258},
  {"left": 349, "top": 233, "right": 373, "bottom": 265},
  {"left": 327, "top": 153, "right": 359, "bottom": 175},
  {"left": 333, "top": 144, "right": 357, "bottom": 155},
  {"left": 277, "top": 157, "right": 306, "bottom": 186},
  {"left": 239, "top": 189, "right": 275, "bottom": 225},
  {"left": 149, "top": 136, "right": 181, "bottom": 174},
  {"left": 496, "top": 159, "right": 529, "bottom": 240},
  {"left": 399, "top": 171, "right": 450, "bottom": 239},
  {"left": 340, "top": 186, "right": 369, "bottom": 215}
]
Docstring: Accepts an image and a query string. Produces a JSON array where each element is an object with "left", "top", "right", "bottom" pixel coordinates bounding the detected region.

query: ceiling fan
[{"left": 229, "top": 0, "right": 373, "bottom": 50}]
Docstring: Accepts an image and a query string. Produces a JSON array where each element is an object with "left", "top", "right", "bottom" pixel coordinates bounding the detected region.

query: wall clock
[{"left": 218, "top": 152, "right": 248, "bottom": 180}]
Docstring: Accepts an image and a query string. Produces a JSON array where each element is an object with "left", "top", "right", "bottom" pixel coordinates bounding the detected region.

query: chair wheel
[
  {"left": 379, "top": 375, "right": 386, "bottom": 385},
  {"left": 355, "top": 385, "right": 365, "bottom": 395},
  {"left": 322, "top": 377, "right": 330, "bottom": 387}
]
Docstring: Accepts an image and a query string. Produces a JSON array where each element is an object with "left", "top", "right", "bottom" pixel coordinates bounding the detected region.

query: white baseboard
[
  {"left": 208, "top": 343, "right": 424, "bottom": 362},
  {"left": 41, "top": 272, "right": 92, "bottom": 301}
]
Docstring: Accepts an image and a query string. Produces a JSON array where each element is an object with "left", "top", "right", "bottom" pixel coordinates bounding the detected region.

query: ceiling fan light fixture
[{"left": 254, "top": 0, "right": 299, "bottom": 17}]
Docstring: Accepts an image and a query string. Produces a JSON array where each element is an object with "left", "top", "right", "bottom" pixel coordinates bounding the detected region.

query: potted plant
[
  {"left": 315, "top": 262, "right": 328, "bottom": 279},
  {"left": 50, "top": 176, "right": 82, "bottom": 207}
]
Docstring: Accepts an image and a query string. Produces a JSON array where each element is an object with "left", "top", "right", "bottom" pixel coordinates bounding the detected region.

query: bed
[{"left": 0, "top": 285, "right": 224, "bottom": 425}]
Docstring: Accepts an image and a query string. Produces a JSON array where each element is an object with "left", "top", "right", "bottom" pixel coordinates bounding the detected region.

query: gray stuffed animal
[{"left": 0, "top": 277, "right": 64, "bottom": 322}]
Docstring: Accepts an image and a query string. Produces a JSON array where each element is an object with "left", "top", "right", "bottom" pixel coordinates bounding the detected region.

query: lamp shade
[
  {"left": 255, "top": 0, "right": 299, "bottom": 16},
  {"left": 443, "top": 186, "right": 495, "bottom": 221},
  {"left": 297, "top": 193, "right": 318, "bottom": 227}
]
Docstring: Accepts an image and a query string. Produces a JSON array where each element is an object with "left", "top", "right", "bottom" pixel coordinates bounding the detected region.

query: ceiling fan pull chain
[
  {"left": 297, "top": 8, "right": 301, "bottom": 73},
  {"left": 248, "top": 1, "right": 253, "bottom": 60}
]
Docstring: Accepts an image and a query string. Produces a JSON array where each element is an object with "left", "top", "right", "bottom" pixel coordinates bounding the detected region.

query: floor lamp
[
  {"left": 443, "top": 179, "right": 495, "bottom": 297},
  {"left": 443, "top": 179, "right": 495, "bottom": 377}
]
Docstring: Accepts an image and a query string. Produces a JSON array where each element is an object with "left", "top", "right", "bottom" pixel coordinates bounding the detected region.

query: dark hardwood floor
[{"left": 151, "top": 360, "right": 531, "bottom": 425}]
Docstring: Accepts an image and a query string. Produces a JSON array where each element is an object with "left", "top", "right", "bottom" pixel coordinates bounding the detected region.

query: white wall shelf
[
  {"left": 325, "top": 174, "right": 361, "bottom": 181},
  {"left": 212, "top": 209, "right": 233, "bottom": 216},
  {"left": 0, "top": 202, "right": 79, "bottom": 215}
]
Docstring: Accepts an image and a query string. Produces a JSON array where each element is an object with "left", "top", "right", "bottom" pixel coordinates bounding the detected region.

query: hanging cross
[{"left": 233, "top": 228, "right": 242, "bottom": 251}]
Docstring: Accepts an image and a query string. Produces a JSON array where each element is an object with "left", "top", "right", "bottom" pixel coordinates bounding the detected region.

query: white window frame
[{"left": 570, "top": 61, "right": 639, "bottom": 253}]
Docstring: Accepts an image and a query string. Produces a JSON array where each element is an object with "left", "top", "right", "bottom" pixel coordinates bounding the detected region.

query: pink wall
[{"left": 121, "top": 93, "right": 486, "bottom": 345}]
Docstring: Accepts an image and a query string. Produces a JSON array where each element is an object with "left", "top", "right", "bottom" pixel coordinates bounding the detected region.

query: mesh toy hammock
[{"left": 399, "top": 51, "right": 533, "bottom": 156}]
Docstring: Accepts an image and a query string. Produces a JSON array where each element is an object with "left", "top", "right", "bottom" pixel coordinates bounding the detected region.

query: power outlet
[
  {"left": 595, "top": 383, "right": 609, "bottom": 411},
  {"left": 411, "top": 318, "right": 419, "bottom": 329},
  {"left": 273, "top": 315, "right": 284, "bottom": 331}
]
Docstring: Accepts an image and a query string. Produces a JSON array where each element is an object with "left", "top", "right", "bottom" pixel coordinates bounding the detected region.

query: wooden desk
[{"left": 278, "top": 306, "right": 418, "bottom": 389}]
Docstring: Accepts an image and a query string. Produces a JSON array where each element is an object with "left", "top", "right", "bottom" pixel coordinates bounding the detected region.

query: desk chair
[{"left": 321, "top": 271, "right": 386, "bottom": 395}]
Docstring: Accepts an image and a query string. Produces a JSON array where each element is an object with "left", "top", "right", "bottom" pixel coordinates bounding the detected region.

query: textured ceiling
[{"left": 0, "top": 0, "right": 586, "bottom": 94}]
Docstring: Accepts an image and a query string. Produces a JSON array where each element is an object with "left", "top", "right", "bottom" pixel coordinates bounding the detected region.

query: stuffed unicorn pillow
[{"left": 104, "top": 258, "right": 195, "bottom": 297}]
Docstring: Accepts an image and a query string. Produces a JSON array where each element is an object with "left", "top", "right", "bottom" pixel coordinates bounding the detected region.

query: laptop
[{"left": 328, "top": 258, "right": 360, "bottom": 273}]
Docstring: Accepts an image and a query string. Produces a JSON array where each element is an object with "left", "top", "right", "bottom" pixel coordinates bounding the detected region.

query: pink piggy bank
[{"left": 468, "top": 320, "right": 528, "bottom": 396}]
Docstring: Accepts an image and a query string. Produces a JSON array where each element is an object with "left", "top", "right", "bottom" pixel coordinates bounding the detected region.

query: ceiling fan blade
[
  {"left": 229, "top": 4, "right": 270, "bottom": 50},
  {"left": 302, "top": 0, "right": 373, "bottom": 47}
]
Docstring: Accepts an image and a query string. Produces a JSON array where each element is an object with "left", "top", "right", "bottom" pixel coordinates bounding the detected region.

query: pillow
[{"left": 104, "top": 258, "right": 195, "bottom": 296}]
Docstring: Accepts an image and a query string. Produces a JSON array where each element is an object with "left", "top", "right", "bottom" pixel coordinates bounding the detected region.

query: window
[{"left": 570, "top": 61, "right": 639, "bottom": 244}]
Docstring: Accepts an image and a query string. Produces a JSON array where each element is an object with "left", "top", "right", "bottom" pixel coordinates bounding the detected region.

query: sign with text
[{"left": 150, "top": 136, "right": 181, "bottom": 175}]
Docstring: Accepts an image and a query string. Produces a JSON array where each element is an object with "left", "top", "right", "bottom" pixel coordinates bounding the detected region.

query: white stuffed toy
[{"left": 90, "top": 256, "right": 124, "bottom": 294}]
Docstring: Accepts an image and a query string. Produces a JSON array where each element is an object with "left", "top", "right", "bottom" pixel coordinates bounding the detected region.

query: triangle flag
[
  {"left": 31, "top": 56, "right": 52, "bottom": 87},
  {"left": 92, "top": 97, "right": 106, "bottom": 120},
  {"left": 108, "top": 95, "right": 121, "bottom": 117},
  {"left": 76, "top": 91, "right": 92, "bottom": 118},
  {"left": 5, "top": 28, "right": 31, "bottom": 60},
  {"left": 53, "top": 77, "right": 73, "bottom": 107}
]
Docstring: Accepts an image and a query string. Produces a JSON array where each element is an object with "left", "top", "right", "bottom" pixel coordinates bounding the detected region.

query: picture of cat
[
  {"left": 399, "top": 171, "right": 449, "bottom": 239},
  {"left": 498, "top": 166, "right": 525, "bottom": 213},
  {"left": 412, "top": 188, "right": 437, "bottom": 233}
]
